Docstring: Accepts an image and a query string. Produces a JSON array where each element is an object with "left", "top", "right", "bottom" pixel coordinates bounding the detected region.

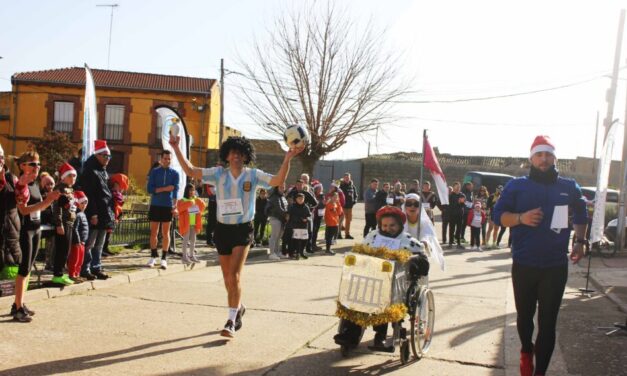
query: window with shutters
[
  {"left": 53, "top": 101, "right": 74, "bottom": 133},
  {"left": 104, "top": 104, "right": 125, "bottom": 141}
]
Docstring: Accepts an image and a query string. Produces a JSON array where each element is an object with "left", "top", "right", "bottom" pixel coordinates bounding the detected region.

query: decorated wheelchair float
[{"left": 335, "top": 243, "right": 435, "bottom": 364}]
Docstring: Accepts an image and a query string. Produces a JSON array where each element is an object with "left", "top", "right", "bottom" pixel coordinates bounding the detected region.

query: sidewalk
[
  {"left": 578, "top": 250, "right": 627, "bottom": 314},
  {"left": 0, "top": 243, "right": 271, "bottom": 307}
]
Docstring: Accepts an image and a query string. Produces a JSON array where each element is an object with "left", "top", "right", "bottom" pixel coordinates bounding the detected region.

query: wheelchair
[{"left": 336, "top": 252, "right": 435, "bottom": 364}]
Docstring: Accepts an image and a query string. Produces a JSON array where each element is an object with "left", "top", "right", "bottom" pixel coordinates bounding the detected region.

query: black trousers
[
  {"left": 441, "top": 219, "right": 449, "bottom": 244},
  {"left": 205, "top": 203, "right": 217, "bottom": 244},
  {"left": 325, "top": 226, "right": 338, "bottom": 251},
  {"left": 53, "top": 222, "right": 73, "bottom": 277},
  {"left": 312, "top": 215, "right": 322, "bottom": 247},
  {"left": 497, "top": 226, "right": 511, "bottom": 247},
  {"left": 363, "top": 213, "right": 377, "bottom": 237},
  {"left": 18, "top": 228, "right": 41, "bottom": 277},
  {"left": 448, "top": 215, "right": 463, "bottom": 245},
  {"left": 512, "top": 262, "right": 568, "bottom": 375},
  {"left": 470, "top": 226, "right": 481, "bottom": 247},
  {"left": 253, "top": 216, "right": 268, "bottom": 242},
  {"left": 290, "top": 238, "right": 307, "bottom": 257}
]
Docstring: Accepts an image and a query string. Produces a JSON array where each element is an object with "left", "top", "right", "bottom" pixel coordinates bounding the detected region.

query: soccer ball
[
  {"left": 169, "top": 118, "right": 180, "bottom": 138},
  {"left": 283, "top": 124, "right": 309, "bottom": 149}
]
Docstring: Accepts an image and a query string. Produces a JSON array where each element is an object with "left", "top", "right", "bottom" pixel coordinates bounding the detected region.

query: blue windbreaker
[
  {"left": 147, "top": 167, "right": 180, "bottom": 207},
  {"left": 493, "top": 176, "right": 587, "bottom": 268}
]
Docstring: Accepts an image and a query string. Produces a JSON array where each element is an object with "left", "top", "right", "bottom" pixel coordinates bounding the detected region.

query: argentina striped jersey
[{"left": 201, "top": 166, "right": 273, "bottom": 224}]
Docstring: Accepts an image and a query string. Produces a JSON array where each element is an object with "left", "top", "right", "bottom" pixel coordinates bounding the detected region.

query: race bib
[
  {"left": 30, "top": 210, "right": 41, "bottom": 221},
  {"left": 218, "top": 198, "right": 243, "bottom": 217},
  {"left": 372, "top": 235, "right": 401, "bottom": 250},
  {"left": 386, "top": 198, "right": 394, "bottom": 205},
  {"left": 318, "top": 208, "right": 325, "bottom": 217},
  {"left": 188, "top": 205, "right": 200, "bottom": 214},
  {"left": 292, "top": 228, "right": 309, "bottom": 239},
  {"left": 550, "top": 205, "right": 568, "bottom": 233}
]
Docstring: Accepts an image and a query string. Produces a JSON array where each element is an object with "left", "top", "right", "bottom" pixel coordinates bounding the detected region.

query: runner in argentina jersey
[{"left": 201, "top": 166, "right": 273, "bottom": 224}]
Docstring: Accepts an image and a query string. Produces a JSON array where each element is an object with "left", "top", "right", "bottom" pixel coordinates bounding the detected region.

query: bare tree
[{"left": 236, "top": 3, "right": 409, "bottom": 174}]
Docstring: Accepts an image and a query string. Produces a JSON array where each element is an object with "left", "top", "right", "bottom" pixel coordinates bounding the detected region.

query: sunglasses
[
  {"left": 100, "top": 154, "right": 112, "bottom": 160},
  {"left": 23, "top": 162, "right": 41, "bottom": 167},
  {"left": 405, "top": 201, "right": 420, "bottom": 208}
]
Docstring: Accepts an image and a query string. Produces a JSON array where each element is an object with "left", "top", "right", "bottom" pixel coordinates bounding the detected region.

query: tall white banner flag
[
  {"left": 156, "top": 107, "right": 188, "bottom": 199},
  {"left": 590, "top": 120, "right": 620, "bottom": 243},
  {"left": 82, "top": 64, "right": 98, "bottom": 164}
]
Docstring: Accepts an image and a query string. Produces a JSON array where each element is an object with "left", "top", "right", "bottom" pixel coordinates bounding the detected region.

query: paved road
[{"left": 1, "top": 204, "right": 625, "bottom": 375}]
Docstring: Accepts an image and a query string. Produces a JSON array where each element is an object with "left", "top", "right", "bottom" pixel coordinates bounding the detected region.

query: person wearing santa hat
[
  {"left": 77, "top": 140, "right": 115, "bottom": 281},
  {"left": 51, "top": 163, "right": 78, "bottom": 286},
  {"left": 493, "top": 135, "right": 588, "bottom": 376}
]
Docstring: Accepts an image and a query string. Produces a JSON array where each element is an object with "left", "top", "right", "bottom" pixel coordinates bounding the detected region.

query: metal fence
[{"left": 109, "top": 211, "right": 151, "bottom": 246}]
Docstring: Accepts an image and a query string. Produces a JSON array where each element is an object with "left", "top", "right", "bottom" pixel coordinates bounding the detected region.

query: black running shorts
[
  {"left": 214, "top": 222, "right": 254, "bottom": 255},
  {"left": 148, "top": 205, "right": 173, "bottom": 223}
]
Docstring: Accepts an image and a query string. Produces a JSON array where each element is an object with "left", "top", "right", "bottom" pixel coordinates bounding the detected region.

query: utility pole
[
  {"left": 618, "top": 57, "right": 627, "bottom": 253},
  {"left": 603, "top": 9, "right": 625, "bottom": 140},
  {"left": 219, "top": 58, "right": 225, "bottom": 146},
  {"left": 97, "top": 4, "right": 119, "bottom": 69}
]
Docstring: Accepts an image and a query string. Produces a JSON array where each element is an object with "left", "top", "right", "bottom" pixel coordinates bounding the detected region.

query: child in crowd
[
  {"left": 177, "top": 183, "right": 206, "bottom": 265},
  {"left": 253, "top": 188, "right": 269, "bottom": 246},
  {"left": 467, "top": 202, "right": 486, "bottom": 251},
  {"left": 52, "top": 163, "right": 77, "bottom": 286},
  {"left": 324, "top": 192, "right": 343, "bottom": 255},
  {"left": 287, "top": 193, "right": 311, "bottom": 260},
  {"left": 68, "top": 191, "right": 89, "bottom": 282},
  {"left": 102, "top": 173, "right": 128, "bottom": 257}
]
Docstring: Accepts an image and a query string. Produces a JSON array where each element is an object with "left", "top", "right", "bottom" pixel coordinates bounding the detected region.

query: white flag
[
  {"left": 590, "top": 121, "right": 620, "bottom": 243},
  {"left": 156, "top": 107, "right": 188, "bottom": 200},
  {"left": 82, "top": 64, "right": 98, "bottom": 164}
]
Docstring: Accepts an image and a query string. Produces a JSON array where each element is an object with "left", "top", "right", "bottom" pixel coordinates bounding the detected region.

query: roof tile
[{"left": 12, "top": 67, "right": 216, "bottom": 95}]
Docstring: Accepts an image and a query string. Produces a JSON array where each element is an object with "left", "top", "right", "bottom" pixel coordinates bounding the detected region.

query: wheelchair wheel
[
  {"left": 410, "top": 288, "right": 435, "bottom": 358},
  {"left": 400, "top": 340, "right": 410, "bottom": 364}
]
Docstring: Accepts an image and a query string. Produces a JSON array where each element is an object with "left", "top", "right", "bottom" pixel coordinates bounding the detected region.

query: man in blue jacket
[
  {"left": 493, "top": 135, "right": 587, "bottom": 376},
  {"left": 147, "top": 150, "right": 180, "bottom": 270}
]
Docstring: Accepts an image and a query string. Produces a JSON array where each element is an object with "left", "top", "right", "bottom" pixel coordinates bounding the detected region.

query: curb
[
  {"left": 588, "top": 274, "right": 627, "bottom": 314},
  {"left": 0, "top": 247, "right": 269, "bottom": 307}
]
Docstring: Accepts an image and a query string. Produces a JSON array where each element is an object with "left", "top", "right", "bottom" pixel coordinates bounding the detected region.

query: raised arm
[
  {"left": 268, "top": 146, "right": 304, "bottom": 187},
  {"left": 168, "top": 136, "right": 203, "bottom": 180}
]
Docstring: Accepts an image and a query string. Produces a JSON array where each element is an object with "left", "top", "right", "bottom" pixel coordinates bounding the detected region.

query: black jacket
[
  {"left": 287, "top": 189, "right": 317, "bottom": 209},
  {"left": 0, "top": 171, "right": 21, "bottom": 269},
  {"left": 77, "top": 155, "right": 115, "bottom": 229},
  {"left": 448, "top": 191, "right": 466, "bottom": 217},
  {"left": 266, "top": 190, "right": 289, "bottom": 222},
  {"left": 374, "top": 189, "right": 389, "bottom": 211},
  {"left": 340, "top": 181, "right": 358, "bottom": 208},
  {"left": 288, "top": 203, "right": 311, "bottom": 229}
]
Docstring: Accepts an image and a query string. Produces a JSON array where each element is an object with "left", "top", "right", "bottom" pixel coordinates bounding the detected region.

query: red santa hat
[
  {"left": 529, "top": 135, "right": 555, "bottom": 159},
  {"left": 74, "top": 190, "right": 88, "bottom": 203},
  {"left": 58, "top": 162, "right": 77, "bottom": 180},
  {"left": 94, "top": 139, "right": 110, "bottom": 155}
]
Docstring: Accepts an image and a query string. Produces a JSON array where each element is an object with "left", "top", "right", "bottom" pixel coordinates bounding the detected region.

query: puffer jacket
[{"left": 77, "top": 155, "right": 115, "bottom": 230}]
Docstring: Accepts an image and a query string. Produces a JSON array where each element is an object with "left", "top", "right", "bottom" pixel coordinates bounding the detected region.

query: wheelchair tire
[{"left": 410, "top": 288, "right": 435, "bottom": 359}]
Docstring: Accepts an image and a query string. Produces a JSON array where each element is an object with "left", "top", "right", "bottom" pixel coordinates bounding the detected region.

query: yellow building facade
[{"left": 0, "top": 67, "right": 221, "bottom": 187}]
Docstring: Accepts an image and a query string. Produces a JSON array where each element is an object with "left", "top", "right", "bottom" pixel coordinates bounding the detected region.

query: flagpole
[{"left": 420, "top": 129, "right": 426, "bottom": 187}]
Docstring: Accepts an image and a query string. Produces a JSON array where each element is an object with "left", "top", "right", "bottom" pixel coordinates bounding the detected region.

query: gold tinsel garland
[
  {"left": 336, "top": 301, "right": 407, "bottom": 327},
  {"left": 351, "top": 243, "right": 412, "bottom": 264}
]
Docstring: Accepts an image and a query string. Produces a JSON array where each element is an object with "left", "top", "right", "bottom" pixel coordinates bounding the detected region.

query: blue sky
[{"left": 1, "top": 0, "right": 626, "bottom": 161}]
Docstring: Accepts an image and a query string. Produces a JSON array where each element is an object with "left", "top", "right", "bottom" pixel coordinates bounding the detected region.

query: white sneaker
[
  {"left": 147, "top": 258, "right": 156, "bottom": 268},
  {"left": 478, "top": 247, "right": 483, "bottom": 252},
  {"left": 471, "top": 246, "right": 478, "bottom": 251},
  {"left": 268, "top": 254, "right": 280, "bottom": 261},
  {"left": 190, "top": 255, "right": 200, "bottom": 263},
  {"left": 160, "top": 259, "right": 168, "bottom": 270}
]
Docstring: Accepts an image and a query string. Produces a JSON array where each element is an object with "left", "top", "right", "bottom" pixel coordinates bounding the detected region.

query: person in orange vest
[{"left": 177, "top": 183, "right": 206, "bottom": 265}]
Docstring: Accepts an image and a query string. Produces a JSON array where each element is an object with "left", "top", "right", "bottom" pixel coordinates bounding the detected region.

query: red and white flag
[{"left": 423, "top": 136, "right": 449, "bottom": 205}]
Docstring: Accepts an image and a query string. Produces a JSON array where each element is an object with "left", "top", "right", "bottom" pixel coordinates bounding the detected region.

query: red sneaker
[{"left": 520, "top": 351, "right": 534, "bottom": 376}]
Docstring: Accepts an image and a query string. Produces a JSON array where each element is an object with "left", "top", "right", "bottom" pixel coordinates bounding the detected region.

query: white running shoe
[
  {"left": 268, "top": 254, "right": 280, "bottom": 261},
  {"left": 147, "top": 258, "right": 156, "bottom": 268},
  {"left": 190, "top": 255, "right": 200, "bottom": 263},
  {"left": 160, "top": 259, "right": 168, "bottom": 270},
  {"left": 478, "top": 247, "right": 483, "bottom": 252}
]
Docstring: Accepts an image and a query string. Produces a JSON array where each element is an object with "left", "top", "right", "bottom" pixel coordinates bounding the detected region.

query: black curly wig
[{"left": 219, "top": 136, "right": 256, "bottom": 165}]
